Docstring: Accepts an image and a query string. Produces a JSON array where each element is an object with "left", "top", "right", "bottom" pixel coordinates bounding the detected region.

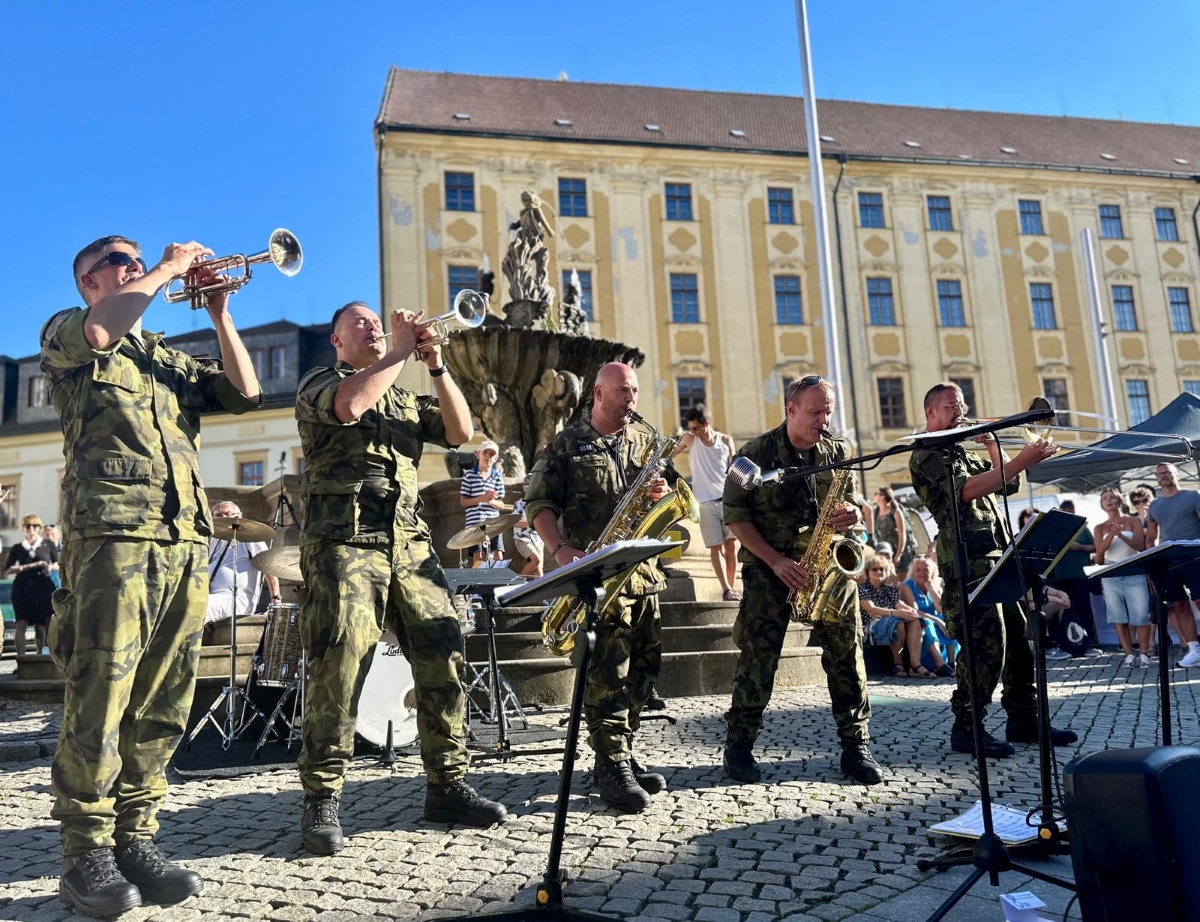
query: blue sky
[{"left": 4, "top": 0, "right": 1198, "bottom": 360}]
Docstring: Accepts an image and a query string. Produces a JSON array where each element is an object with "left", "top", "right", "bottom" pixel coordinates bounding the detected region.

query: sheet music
[{"left": 929, "top": 800, "right": 1064, "bottom": 845}]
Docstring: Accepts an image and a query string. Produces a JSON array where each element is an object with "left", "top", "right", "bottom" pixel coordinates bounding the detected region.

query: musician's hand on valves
[
  {"left": 830, "top": 502, "right": 858, "bottom": 535},
  {"left": 388, "top": 309, "right": 422, "bottom": 360},
  {"left": 191, "top": 263, "right": 232, "bottom": 315},
  {"left": 415, "top": 324, "right": 443, "bottom": 369},
  {"left": 158, "top": 241, "right": 213, "bottom": 279},
  {"left": 771, "top": 554, "right": 810, "bottom": 592},
  {"left": 646, "top": 475, "right": 670, "bottom": 502}
]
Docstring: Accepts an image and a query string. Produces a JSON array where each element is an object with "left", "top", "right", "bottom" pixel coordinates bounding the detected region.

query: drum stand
[
  {"left": 186, "top": 526, "right": 265, "bottom": 749},
  {"left": 465, "top": 592, "right": 531, "bottom": 741},
  {"left": 253, "top": 657, "right": 307, "bottom": 757}
]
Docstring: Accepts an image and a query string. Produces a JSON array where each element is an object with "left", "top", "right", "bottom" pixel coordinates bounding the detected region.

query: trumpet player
[
  {"left": 909, "top": 382, "right": 1077, "bottom": 759},
  {"left": 525, "top": 362, "right": 675, "bottom": 813},
  {"left": 293, "top": 302, "right": 507, "bottom": 857},
  {"left": 722, "top": 376, "right": 883, "bottom": 786},
  {"left": 42, "top": 236, "right": 262, "bottom": 918}
]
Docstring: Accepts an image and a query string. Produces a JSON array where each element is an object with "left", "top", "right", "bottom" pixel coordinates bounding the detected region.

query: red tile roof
[{"left": 378, "top": 68, "right": 1200, "bottom": 178}]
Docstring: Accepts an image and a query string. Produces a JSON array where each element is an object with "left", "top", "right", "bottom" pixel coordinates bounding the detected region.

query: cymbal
[
  {"left": 251, "top": 546, "right": 302, "bottom": 582},
  {"left": 211, "top": 516, "right": 276, "bottom": 543},
  {"left": 445, "top": 513, "right": 522, "bottom": 550}
]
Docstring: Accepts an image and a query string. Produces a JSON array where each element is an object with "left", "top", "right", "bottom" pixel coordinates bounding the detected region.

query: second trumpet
[
  {"left": 373, "top": 289, "right": 488, "bottom": 347},
  {"left": 163, "top": 228, "right": 303, "bottom": 310}
]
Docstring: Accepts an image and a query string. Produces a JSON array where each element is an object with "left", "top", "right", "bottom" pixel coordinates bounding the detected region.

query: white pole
[
  {"left": 794, "top": 0, "right": 847, "bottom": 435},
  {"left": 1080, "top": 228, "right": 1120, "bottom": 428}
]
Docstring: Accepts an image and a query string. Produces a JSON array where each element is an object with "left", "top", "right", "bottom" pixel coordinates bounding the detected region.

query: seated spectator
[
  {"left": 511, "top": 475, "right": 544, "bottom": 579},
  {"left": 1017, "top": 507, "right": 1039, "bottom": 531},
  {"left": 900, "top": 556, "right": 958, "bottom": 677},
  {"left": 4, "top": 515, "right": 58, "bottom": 656},
  {"left": 858, "top": 554, "right": 940, "bottom": 679}
]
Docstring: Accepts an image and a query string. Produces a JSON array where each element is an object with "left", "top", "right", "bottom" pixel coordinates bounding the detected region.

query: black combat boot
[
  {"left": 302, "top": 793, "right": 344, "bottom": 855},
  {"left": 950, "top": 717, "right": 1015, "bottom": 758},
  {"left": 628, "top": 755, "right": 666, "bottom": 794},
  {"left": 645, "top": 686, "right": 667, "bottom": 711},
  {"left": 59, "top": 848, "right": 142, "bottom": 918},
  {"left": 593, "top": 755, "right": 652, "bottom": 813},
  {"left": 115, "top": 839, "right": 203, "bottom": 905},
  {"left": 424, "top": 779, "right": 509, "bottom": 827},
  {"left": 722, "top": 740, "right": 762, "bottom": 783},
  {"left": 1005, "top": 716, "right": 1078, "bottom": 747},
  {"left": 839, "top": 743, "right": 884, "bottom": 785}
]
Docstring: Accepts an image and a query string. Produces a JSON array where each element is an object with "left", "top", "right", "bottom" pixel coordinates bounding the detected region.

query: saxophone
[
  {"left": 788, "top": 466, "right": 866, "bottom": 623},
  {"left": 540, "top": 411, "right": 700, "bottom": 657}
]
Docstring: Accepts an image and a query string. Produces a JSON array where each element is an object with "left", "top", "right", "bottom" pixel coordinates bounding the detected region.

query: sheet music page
[{"left": 929, "top": 800, "right": 1063, "bottom": 844}]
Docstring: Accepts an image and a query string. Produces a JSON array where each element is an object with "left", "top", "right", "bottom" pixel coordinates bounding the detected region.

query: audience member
[
  {"left": 900, "top": 556, "right": 958, "bottom": 676},
  {"left": 511, "top": 475, "right": 543, "bottom": 578},
  {"left": 1094, "top": 488, "right": 1150, "bottom": 667},
  {"left": 1146, "top": 462, "right": 1200, "bottom": 667},
  {"left": 205, "top": 501, "right": 280, "bottom": 626},
  {"left": 1049, "top": 499, "right": 1098, "bottom": 649},
  {"left": 460, "top": 439, "right": 508, "bottom": 566},
  {"left": 872, "top": 487, "right": 914, "bottom": 580},
  {"left": 4, "top": 515, "right": 58, "bottom": 656},
  {"left": 858, "top": 554, "right": 944, "bottom": 678},
  {"left": 675, "top": 404, "right": 741, "bottom": 601}
]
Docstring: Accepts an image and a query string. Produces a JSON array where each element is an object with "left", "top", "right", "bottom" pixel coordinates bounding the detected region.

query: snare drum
[
  {"left": 356, "top": 631, "right": 419, "bottom": 748},
  {"left": 257, "top": 601, "right": 303, "bottom": 688}
]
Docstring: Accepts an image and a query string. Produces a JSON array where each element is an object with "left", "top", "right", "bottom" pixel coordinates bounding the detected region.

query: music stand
[
  {"left": 1089, "top": 540, "right": 1200, "bottom": 746},
  {"left": 443, "top": 567, "right": 539, "bottom": 758},
  {"left": 450, "top": 539, "right": 682, "bottom": 919}
]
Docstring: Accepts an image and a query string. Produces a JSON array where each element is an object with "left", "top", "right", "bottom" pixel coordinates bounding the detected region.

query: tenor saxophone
[
  {"left": 788, "top": 466, "right": 866, "bottom": 623},
  {"left": 540, "top": 412, "right": 700, "bottom": 657}
]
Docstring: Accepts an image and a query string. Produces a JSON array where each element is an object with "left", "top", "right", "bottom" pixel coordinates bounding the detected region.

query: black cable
[{"left": 1061, "top": 892, "right": 1080, "bottom": 921}]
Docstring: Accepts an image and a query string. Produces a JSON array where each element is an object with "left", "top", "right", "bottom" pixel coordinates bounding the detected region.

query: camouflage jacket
[
  {"left": 909, "top": 443, "right": 1020, "bottom": 568},
  {"left": 40, "top": 307, "right": 259, "bottom": 542},
  {"left": 295, "top": 362, "right": 453, "bottom": 546},
  {"left": 525, "top": 418, "right": 669, "bottom": 595},
  {"left": 723, "top": 424, "right": 854, "bottom": 569}
]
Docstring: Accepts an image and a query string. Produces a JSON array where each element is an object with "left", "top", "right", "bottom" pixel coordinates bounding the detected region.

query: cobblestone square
[{"left": 2, "top": 655, "right": 1194, "bottom": 921}]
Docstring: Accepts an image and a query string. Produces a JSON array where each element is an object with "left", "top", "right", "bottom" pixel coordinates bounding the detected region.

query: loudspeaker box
[{"left": 1063, "top": 746, "right": 1200, "bottom": 921}]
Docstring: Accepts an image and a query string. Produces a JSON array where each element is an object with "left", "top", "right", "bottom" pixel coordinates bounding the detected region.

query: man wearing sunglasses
[
  {"left": 40, "top": 235, "right": 262, "bottom": 918},
  {"left": 910, "top": 382, "right": 1076, "bottom": 760},
  {"left": 722, "top": 375, "right": 883, "bottom": 786}
]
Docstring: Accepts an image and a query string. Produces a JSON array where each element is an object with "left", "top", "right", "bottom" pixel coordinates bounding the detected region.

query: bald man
[{"left": 525, "top": 363, "right": 678, "bottom": 813}]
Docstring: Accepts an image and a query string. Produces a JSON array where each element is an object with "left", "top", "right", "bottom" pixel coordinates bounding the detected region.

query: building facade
[
  {"left": 0, "top": 320, "right": 335, "bottom": 548},
  {"left": 375, "top": 69, "right": 1200, "bottom": 486}
]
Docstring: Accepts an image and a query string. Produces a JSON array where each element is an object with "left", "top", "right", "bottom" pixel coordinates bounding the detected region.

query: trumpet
[
  {"left": 373, "top": 289, "right": 488, "bottom": 347},
  {"left": 163, "top": 228, "right": 303, "bottom": 310}
]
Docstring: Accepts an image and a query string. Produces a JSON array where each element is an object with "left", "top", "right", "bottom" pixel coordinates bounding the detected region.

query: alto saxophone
[
  {"left": 788, "top": 466, "right": 866, "bottom": 623},
  {"left": 540, "top": 411, "right": 700, "bottom": 657}
]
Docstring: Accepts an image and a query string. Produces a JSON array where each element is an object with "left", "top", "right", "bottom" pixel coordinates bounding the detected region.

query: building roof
[{"left": 378, "top": 68, "right": 1200, "bottom": 179}]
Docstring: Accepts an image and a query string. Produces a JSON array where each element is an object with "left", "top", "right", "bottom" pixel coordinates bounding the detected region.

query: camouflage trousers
[
  {"left": 49, "top": 538, "right": 207, "bottom": 856},
  {"left": 585, "top": 593, "right": 661, "bottom": 762},
  {"left": 941, "top": 553, "right": 1036, "bottom": 723},
  {"left": 726, "top": 564, "right": 870, "bottom": 746},
  {"left": 298, "top": 541, "right": 468, "bottom": 795}
]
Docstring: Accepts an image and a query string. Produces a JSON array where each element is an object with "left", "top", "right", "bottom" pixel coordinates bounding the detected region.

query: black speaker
[{"left": 1063, "top": 746, "right": 1200, "bottom": 921}]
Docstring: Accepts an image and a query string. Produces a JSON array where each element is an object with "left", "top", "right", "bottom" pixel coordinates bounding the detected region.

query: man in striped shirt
[{"left": 459, "top": 439, "right": 509, "bottom": 565}]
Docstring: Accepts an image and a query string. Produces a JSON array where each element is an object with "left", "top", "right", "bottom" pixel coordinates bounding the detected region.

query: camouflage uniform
[
  {"left": 722, "top": 426, "right": 871, "bottom": 746},
  {"left": 40, "top": 307, "right": 258, "bottom": 856},
  {"left": 295, "top": 362, "right": 468, "bottom": 796},
  {"left": 909, "top": 445, "right": 1036, "bottom": 723},
  {"left": 524, "top": 419, "right": 668, "bottom": 762}
]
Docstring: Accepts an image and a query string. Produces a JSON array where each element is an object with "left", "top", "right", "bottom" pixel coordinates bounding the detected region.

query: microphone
[{"left": 728, "top": 457, "right": 798, "bottom": 490}]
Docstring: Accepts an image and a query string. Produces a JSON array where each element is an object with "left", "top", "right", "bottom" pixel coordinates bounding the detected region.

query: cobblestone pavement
[{"left": 2, "top": 652, "right": 1196, "bottom": 922}]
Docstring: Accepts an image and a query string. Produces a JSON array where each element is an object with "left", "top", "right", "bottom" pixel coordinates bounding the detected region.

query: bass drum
[{"left": 356, "top": 631, "right": 419, "bottom": 748}]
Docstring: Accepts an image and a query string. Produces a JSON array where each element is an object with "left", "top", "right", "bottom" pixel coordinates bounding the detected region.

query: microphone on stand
[{"left": 727, "top": 458, "right": 796, "bottom": 490}]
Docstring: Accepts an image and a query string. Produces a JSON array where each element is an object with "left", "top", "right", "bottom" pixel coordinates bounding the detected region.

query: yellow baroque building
[{"left": 376, "top": 68, "right": 1200, "bottom": 486}]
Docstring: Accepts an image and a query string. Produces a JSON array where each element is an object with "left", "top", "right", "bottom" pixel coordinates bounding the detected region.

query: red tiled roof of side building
[{"left": 377, "top": 68, "right": 1200, "bottom": 178}]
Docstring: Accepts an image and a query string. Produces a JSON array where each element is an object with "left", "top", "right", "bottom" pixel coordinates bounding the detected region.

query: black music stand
[
  {"left": 443, "top": 567, "right": 546, "bottom": 759},
  {"left": 887, "top": 423, "right": 1065, "bottom": 922},
  {"left": 445, "top": 539, "right": 681, "bottom": 920},
  {"left": 1090, "top": 540, "right": 1200, "bottom": 746}
]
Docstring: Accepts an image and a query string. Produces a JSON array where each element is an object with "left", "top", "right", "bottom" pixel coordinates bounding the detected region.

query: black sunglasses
[
  {"left": 786, "top": 375, "right": 825, "bottom": 400},
  {"left": 86, "top": 251, "right": 147, "bottom": 275}
]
